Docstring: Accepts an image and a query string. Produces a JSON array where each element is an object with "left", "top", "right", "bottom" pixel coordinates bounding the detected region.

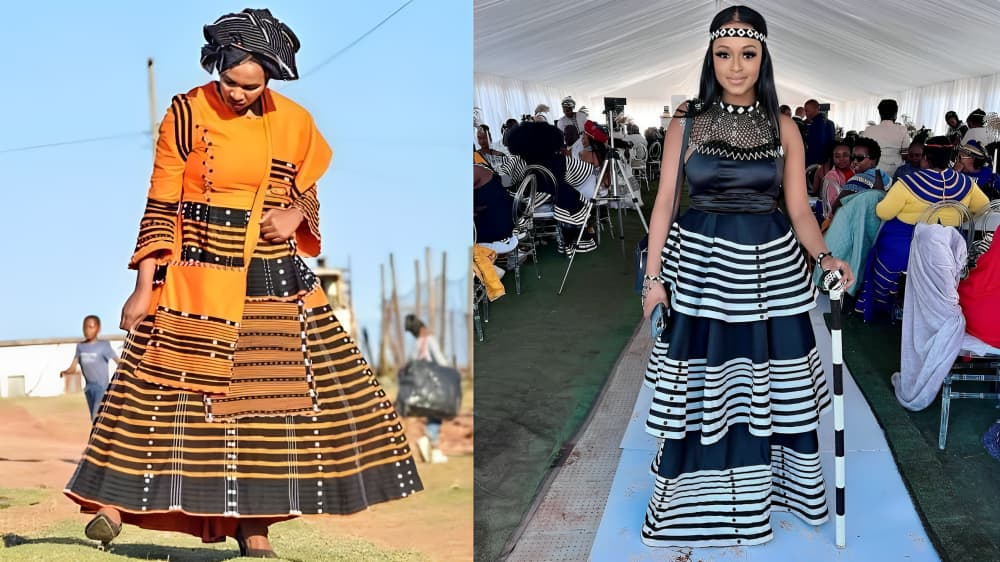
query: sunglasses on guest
[{"left": 851, "top": 154, "right": 872, "bottom": 162}]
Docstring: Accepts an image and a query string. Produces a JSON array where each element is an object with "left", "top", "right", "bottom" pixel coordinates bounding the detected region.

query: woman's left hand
[
  {"left": 259, "top": 207, "right": 304, "bottom": 243},
  {"left": 821, "top": 256, "right": 855, "bottom": 290}
]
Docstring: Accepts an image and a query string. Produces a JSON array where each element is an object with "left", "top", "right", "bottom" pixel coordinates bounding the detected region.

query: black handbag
[{"left": 396, "top": 360, "right": 462, "bottom": 418}]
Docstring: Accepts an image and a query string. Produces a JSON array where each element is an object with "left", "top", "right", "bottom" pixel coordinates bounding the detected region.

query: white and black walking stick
[{"left": 822, "top": 268, "right": 846, "bottom": 548}]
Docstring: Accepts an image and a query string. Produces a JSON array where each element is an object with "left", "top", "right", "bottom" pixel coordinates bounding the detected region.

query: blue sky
[{"left": 0, "top": 1, "right": 471, "bottom": 353}]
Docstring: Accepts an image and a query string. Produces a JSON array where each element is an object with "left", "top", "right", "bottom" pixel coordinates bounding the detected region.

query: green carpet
[
  {"left": 473, "top": 206, "right": 648, "bottom": 562},
  {"left": 829, "top": 312, "right": 1000, "bottom": 562}
]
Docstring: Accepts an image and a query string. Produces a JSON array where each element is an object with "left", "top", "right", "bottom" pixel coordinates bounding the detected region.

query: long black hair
[{"left": 696, "top": 5, "right": 781, "bottom": 140}]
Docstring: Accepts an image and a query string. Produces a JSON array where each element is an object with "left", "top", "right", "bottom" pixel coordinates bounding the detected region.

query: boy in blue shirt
[{"left": 61, "top": 315, "right": 119, "bottom": 422}]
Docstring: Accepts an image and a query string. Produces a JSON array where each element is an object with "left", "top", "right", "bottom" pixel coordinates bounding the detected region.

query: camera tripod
[{"left": 557, "top": 109, "right": 650, "bottom": 294}]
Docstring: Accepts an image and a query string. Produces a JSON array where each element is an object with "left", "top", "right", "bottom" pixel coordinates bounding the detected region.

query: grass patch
[
  {"left": 1, "top": 517, "right": 428, "bottom": 561},
  {"left": 0, "top": 487, "right": 52, "bottom": 511}
]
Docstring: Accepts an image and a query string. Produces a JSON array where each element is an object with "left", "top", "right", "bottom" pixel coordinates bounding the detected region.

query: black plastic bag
[{"left": 396, "top": 360, "right": 462, "bottom": 418}]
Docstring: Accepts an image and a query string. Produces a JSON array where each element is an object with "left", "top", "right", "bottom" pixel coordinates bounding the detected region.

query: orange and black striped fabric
[
  {"left": 65, "top": 83, "right": 421, "bottom": 541},
  {"left": 66, "top": 299, "right": 419, "bottom": 542}
]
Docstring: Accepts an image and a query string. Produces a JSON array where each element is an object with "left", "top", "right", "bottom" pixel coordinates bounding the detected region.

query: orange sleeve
[
  {"left": 129, "top": 95, "right": 192, "bottom": 268},
  {"left": 290, "top": 117, "right": 332, "bottom": 257}
]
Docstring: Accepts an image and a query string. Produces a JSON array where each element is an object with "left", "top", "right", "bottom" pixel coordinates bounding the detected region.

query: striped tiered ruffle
[{"left": 642, "top": 209, "right": 829, "bottom": 547}]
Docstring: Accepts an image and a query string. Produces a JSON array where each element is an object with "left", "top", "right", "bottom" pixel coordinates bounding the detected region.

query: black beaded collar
[{"left": 718, "top": 100, "right": 759, "bottom": 115}]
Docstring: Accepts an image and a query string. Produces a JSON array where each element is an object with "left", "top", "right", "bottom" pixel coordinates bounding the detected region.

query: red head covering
[{"left": 584, "top": 120, "right": 609, "bottom": 143}]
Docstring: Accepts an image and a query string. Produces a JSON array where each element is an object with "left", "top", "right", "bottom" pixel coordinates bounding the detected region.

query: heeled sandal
[{"left": 84, "top": 511, "right": 122, "bottom": 550}]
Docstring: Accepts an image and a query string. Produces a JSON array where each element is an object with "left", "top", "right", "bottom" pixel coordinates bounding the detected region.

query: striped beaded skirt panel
[
  {"left": 644, "top": 312, "right": 831, "bottom": 444},
  {"left": 65, "top": 292, "right": 421, "bottom": 522},
  {"left": 659, "top": 210, "right": 817, "bottom": 322},
  {"left": 641, "top": 428, "right": 828, "bottom": 547}
]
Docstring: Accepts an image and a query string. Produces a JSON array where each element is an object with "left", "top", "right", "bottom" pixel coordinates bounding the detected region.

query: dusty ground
[{"left": 0, "top": 393, "right": 473, "bottom": 561}]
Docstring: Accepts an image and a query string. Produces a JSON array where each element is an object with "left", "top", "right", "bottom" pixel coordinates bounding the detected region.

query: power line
[
  {"left": 0, "top": 131, "right": 148, "bottom": 154},
  {"left": 1, "top": 2, "right": 416, "bottom": 153},
  {"left": 297, "top": 0, "right": 415, "bottom": 80}
]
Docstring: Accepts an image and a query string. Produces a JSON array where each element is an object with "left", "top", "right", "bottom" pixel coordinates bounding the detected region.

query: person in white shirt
[
  {"left": 861, "top": 99, "right": 911, "bottom": 178},
  {"left": 405, "top": 314, "right": 450, "bottom": 464},
  {"left": 962, "top": 110, "right": 993, "bottom": 147},
  {"left": 556, "top": 96, "right": 588, "bottom": 133}
]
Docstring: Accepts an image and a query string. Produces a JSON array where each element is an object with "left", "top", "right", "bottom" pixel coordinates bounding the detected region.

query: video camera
[{"left": 603, "top": 97, "right": 627, "bottom": 115}]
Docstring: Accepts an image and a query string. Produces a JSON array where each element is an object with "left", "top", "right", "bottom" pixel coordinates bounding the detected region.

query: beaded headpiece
[{"left": 710, "top": 27, "right": 766, "bottom": 43}]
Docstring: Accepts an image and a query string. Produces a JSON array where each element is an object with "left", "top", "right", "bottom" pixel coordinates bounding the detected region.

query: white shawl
[{"left": 892, "top": 223, "right": 968, "bottom": 410}]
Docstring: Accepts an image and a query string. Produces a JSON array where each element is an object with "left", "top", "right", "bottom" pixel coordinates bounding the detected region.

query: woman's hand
[
  {"left": 820, "top": 256, "right": 855, "bottom": 290},
  {"left": 260, "top": 207, "right": 304, "bottom": 243},
  {"left": 642, "top": 281, "right": 668, "bottom": 319},
  {"left": 120, "top": 287, "right": 152, "bottom": 332}
]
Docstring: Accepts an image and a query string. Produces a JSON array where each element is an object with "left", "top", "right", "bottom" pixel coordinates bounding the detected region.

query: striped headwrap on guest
[{"left": 201, "top": 8, "right": 301, "bottom": 81}]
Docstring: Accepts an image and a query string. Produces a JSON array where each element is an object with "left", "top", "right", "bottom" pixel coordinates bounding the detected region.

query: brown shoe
[
  {"left": 84, "top": 511, "right": 121, "bottom": 547},
  {"left": 236, "top": 525, "right": 278, "bottom": 558}
]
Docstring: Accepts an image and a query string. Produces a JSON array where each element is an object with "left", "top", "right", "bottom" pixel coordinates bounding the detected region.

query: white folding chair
[{"left": 631, "top": 143, "right": 649, "bottom": 189}]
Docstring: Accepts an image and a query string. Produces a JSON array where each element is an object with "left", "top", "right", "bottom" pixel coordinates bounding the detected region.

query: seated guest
[
  {"left": 476, "top": 125, "right": 508, "bottom": 171},
  {"left": 954, "top": 140, "right": 995, "bottom": 193},
  {"left": 945, "top": 110, "right": 968, "bottom": 139},
  {"left": 501, "top": 118, "right": 519, "bottom": 149},
  {"left": 821, "top": 140, "right": 854, "bottom": 219},
  {"left": 962, "top": 109, "right": 992, "bottom": 147},
  {"left": 830, "top": 137, "right": 892, "bottom": 215},
  {"left": 580, "top": 120, "right": 611, "bottom": 191},
  {"left": 624, "top": 123, "right": 647, "bottom": 151},
  {"left": 474, "top": 164, "right": 516, "bottom": 254},
  {"left": 893, "top": 140, "right": 924, "bottom": 182},
  {"left": 959, "top": 240, "right": 1000, "bottom": 348},
  {"left": 502, "top": 122, "right": 597, "bottom": 254},
  {"left": 811, "top": 154, "right": 832, "bottom": 197},
  {"left": 644, "top": 127, "right": 663, "bottom": 147},
  {"left": 854, "top": 136, "right": 990, "bottom": 322}
]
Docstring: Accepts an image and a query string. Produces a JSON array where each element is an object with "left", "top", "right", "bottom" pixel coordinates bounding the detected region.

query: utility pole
[
  {"left": 379, "top": 264, "right": 387, "bottom": 375},
  {"left": 414, "top": 259, "right": 421, "bottom": 326},
  {"left": 389, "top": 254, "right": 406, "bottom": 365},
  {"left": 426, "top": 247, "right": 435, "bottom": 327},
  {"left": 147, "top": 58, "right": 158, "bottom": 159},
  {"left": 439, "top": 251, "right": 448, "bottom": 352}
]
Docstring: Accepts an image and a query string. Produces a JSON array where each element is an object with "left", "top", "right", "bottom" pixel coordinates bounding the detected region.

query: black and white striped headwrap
[{"left": 201, "top": 8, "right": 301, "bottom": 81}]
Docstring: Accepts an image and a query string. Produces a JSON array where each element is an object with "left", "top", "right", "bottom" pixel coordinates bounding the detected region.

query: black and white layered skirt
[{"left": 642, "top": 209, "right": 831, "bottom": 547}]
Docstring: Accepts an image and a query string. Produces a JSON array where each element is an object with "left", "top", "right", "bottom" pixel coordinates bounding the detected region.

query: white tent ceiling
[{"left": 475, "top": 0, "right": 1000, "bottom": 131}]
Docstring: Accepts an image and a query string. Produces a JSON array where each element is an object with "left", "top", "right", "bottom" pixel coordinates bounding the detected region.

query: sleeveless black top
[{"left": 684, "top": 101, "right": 784, "bottom": 213}]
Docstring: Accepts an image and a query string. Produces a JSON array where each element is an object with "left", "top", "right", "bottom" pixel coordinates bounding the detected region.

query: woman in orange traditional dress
[{"left": 64, "top": 9, "right": 422, "bottom": 558}]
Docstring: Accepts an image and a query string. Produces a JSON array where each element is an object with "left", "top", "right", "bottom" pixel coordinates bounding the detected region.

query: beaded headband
[{"left": 710, "top": 27, "right": 766, "bottom": 42}]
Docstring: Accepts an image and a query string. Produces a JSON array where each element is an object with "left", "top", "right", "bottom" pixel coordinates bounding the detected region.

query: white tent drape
[
  {"left": 475, "top": 73, "right": 678, "bottom": 136},
  {"left": 476, "top": 0, "right": 1000, "bottom": 136},
  {"left": 832, "top": 72, "right": 1000, "bottom": 137}
]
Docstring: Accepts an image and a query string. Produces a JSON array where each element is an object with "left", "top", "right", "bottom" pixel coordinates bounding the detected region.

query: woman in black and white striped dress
[
  {"left": 638, "top": 5, "right": 855, "bottom": 547},
  {"left": 503, "top": 122, "right": 599, "bottom": 254}
]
